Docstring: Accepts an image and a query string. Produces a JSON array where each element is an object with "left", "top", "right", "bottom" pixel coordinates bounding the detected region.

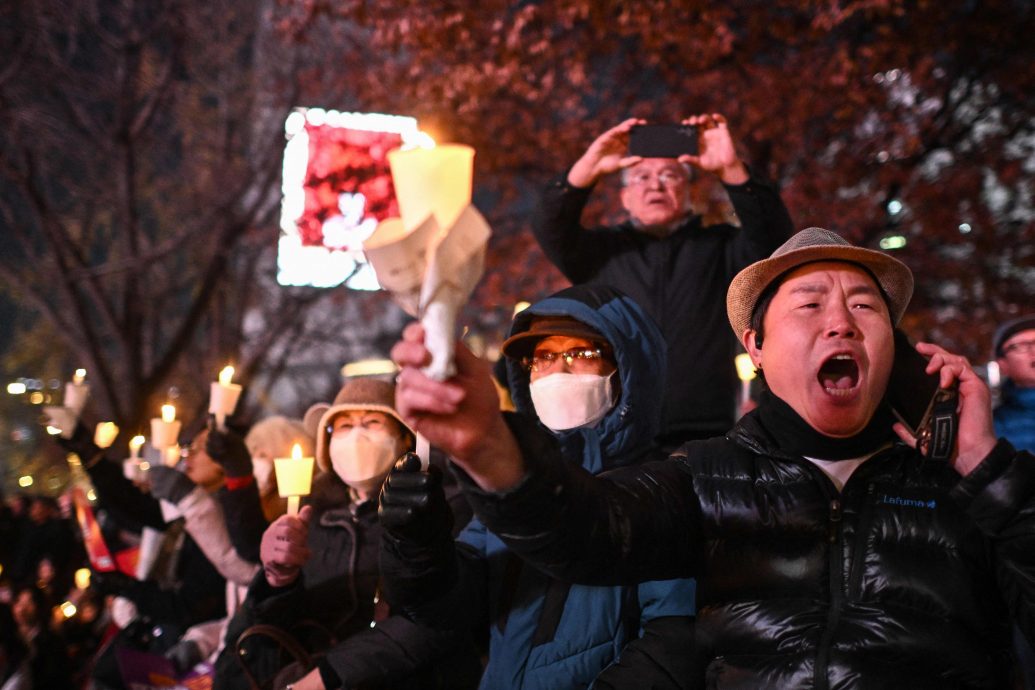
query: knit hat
[
  {"left": 726, "top": 227, "right": 914, "bottom": 337},
  {"left": 303, "top": 377, "right": 412, "bottom": 472},
  {"left": 993, "top": 315, "right": 1035, "bottom": 358}
]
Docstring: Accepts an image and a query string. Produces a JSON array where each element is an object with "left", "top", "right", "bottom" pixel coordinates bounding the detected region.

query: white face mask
[
  {"left": 251, "top": 457, "right": 275, "bottom": 496},
  {"left": 328, "top": 429, "right": 400, "bottom": 496},
  {"left": 529, "top": 372, "right": 615, "bottom": 432}
]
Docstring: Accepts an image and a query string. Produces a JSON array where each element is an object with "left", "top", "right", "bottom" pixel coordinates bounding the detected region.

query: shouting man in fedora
[{"left": 391, "top": 227, "right": 1035, "bottom": 687}]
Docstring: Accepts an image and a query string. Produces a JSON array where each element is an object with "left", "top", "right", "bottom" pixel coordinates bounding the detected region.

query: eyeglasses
[
  {"left": 625, "top": 170, "right": 687, "bottom": 188},
  {"left": 328, "top": 414, "right": 389, "bottom": 436},
  {"left": 1003, "top": 339, "right": 1035, "bottom": 356},
  {"left": 522, "top": 347, "right": 610, "bottom": 374}
]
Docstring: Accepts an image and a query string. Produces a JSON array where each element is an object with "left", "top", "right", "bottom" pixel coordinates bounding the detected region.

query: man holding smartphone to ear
[{"left": 533, "top": 114, "right": 793, "bottom": 450}]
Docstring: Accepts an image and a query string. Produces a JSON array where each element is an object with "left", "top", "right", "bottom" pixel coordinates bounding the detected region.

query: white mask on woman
[
  {"left": 328, "top": 428, "right": 400, "bottom": 496},
  {"left": 529, "top": 372, "right": 615, "bottom": 432}
]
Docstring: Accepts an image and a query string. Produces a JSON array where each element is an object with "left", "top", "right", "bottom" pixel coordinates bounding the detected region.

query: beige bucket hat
[
  {"left": 303, "top": 377, "right": 412, "bottom": 472},
  {"left": 726, "top": 226, "right": 914, "bottom": 337}
]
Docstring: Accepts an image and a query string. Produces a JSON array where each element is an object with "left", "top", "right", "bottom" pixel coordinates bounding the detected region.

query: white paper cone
[{"left": 363, "top": 216, "right": 440, "bottom": 316}]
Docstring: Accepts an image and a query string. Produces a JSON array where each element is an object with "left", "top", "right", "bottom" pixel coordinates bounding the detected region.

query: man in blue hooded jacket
[{"left": 380, "top": 284, "right": 696, "bottom": 689}]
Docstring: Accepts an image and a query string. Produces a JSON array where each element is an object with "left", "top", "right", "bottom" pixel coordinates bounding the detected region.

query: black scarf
[{"left": 756, "top": 390, "right": 895, "bottom": 460}]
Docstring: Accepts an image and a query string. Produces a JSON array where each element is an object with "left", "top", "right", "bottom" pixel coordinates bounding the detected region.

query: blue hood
[{"left": 505, "top": 284, "right": 666, "bottom": 473}]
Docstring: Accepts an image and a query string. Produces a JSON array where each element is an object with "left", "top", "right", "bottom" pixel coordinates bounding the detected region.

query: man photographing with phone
[{"left": 533, "top": 113, "right": 793, "bottom": 449}]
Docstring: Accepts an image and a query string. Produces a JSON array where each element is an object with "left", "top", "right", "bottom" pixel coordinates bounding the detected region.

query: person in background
[
  {"left": 991, "top": 313, "right": 1035, "bottom": 689},
  {"left": 381, "top": 285, "right": 696, "bottom": 689},
  {"left": 12, "top": 586, "right": 73, "bottom": 688},
  {"left": 205, "top": 416, "right": 314, "bottom": 565},
  {"left": 215, "top": 378, "right": 478, "bottom": 690},
  {"left": 533, "top": 114, "right": 793, "bottom": 449}
]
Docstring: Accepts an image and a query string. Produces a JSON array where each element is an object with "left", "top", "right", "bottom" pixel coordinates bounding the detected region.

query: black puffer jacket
[{"left": 461, "top": 410, "right": 1035, "bottom": 689}]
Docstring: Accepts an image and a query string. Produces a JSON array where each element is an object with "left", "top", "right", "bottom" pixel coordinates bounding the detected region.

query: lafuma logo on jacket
[{"left": 878, "top": 495, "right": 936, "bottom": 510}]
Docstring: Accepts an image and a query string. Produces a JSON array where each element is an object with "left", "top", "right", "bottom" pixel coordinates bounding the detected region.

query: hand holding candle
[
  {"left": 274, "top": 443, "right": 315, "bottom": 516},
  {"left": 209, "top": 365, "right": 242, "bottom": 432},
  {"left": 150, "top": 404, "right": 182, "bottom": 452}
]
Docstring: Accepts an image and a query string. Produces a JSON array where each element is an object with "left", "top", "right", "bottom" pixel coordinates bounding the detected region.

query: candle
[
  {"left": 274, "top": 443, "right": 315, "bottom": 516},
  {"left": 65, "top": 369, "right": 90, "bottom": 417},
  {"left": 42, "top": 405, "right": 76, "bottom": 439},
  {"left": 151, "top": 404, "right": 182, "bottom": 451},
  {"left": 129, "top": 435, "right": 145, "bottom": 459},
  {"left": 94, "top": 422, "right": 119, "bottom": 449},
  {"left": 209, "top": 364, "right": 243, "bottom": 432}
]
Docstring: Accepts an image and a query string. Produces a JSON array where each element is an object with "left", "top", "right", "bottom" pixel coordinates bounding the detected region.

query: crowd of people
[{"left": 2, "top": 115, "right": 1033, "bottom": 690}]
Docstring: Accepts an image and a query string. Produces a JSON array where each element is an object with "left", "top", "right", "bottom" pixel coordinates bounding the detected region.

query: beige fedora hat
[
  {"left": 302, "top": 377, "right": 413, "bottom": 472},
  {"left": 726, "top": 227, "right": 914, "bottom": 337}
]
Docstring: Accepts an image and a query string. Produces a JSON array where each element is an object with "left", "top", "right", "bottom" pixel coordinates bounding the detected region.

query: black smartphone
[
  {"left": 628, "top": 124, "right": 698, "bottom": 158},
  {"left": 886, "top": 329, "right": 958, "bottom": 460}
]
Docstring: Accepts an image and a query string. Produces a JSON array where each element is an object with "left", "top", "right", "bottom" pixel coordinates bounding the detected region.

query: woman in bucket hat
[{"left": 215, "top": 377, "right": 478, "bottom": 690}]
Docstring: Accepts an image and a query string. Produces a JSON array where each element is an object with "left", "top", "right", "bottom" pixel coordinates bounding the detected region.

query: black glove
[
  {"left": 205, "top": 425, "right": 252, "bottom": 478},
  {"left": 148, "top": 466, "right": 196, "bottom": 504},
  {"left": 164, "top": 639, "right": 202, "bottom": 675},
  {"left": 378, "top": 452, "right": 453, "bottom": 544},
  {"left": 54, "top": 422, "right": 102, "bottom": 463},
  {"left": 91, "top": 569, "right": 142, "bottom": 598}
]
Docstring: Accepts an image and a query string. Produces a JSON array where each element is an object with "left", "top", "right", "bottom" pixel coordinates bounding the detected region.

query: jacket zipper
[
  {"left": 847, "top": 483, "right": 876, "bottom": 598},
  {"left": 814, "top": 498, "right": 843, "bottom": 690}
]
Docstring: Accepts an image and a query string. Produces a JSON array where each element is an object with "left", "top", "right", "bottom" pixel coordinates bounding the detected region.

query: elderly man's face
[
  {"left": 745, "top": 262, "right": 894, "bottom": 438},
  {"left": 619, "top": 158, "right": 692, "bottom": 230},
  {"left": 998, "top": 328, "right": 1035, "bottom": 388}
]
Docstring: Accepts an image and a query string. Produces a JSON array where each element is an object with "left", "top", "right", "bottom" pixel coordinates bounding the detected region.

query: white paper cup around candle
[
  {"left": 43, "top": 406, "right": 76, "bottom": 439},
  {"left": 388, "top": 144, "right": 474, "bottom": 232},
  {"left": 274, "top": 444, "right": 315, "bottom": 516},
  {"left": 94, "top": 422, "right": 119, "bottom": 449},
  {"left": 150, "top": 418, "right": 181, "bottom": 450},
  {"left": 64, "top": 382, "right": 90, "bottom": 417},
  {"left": 209, "top": 370, "right": 242, "bottom": 432}
]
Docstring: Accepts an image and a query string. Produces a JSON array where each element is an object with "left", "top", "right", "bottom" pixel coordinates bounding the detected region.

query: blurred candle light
[
  {"left": 75, "top": 568, "right": 91, "bottom": 590},
  {"left": 65, "top": 369, "right": 90, "bottom": 417},
  {"left": 60, "top": 601, "right": 77, "bottom": 619},
  {"left": 129, "top": 435, "right": 146, "bottom": 459},
  {"left": 274, "top": 443, "right": 315, "bottom": 516},
  {"left": 94, "top": 422, "right": 119, "bottom": 449},
  {"left": 161, "top": 404, "right": 176, "bottom": 423},
  {"left": 734, "top": 353, "right": 757, "bottom": 413},
  {"left": 209, "top": 364, "right": 243, "bottom": 432}
]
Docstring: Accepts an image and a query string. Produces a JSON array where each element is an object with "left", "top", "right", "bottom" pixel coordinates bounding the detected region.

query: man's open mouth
[{"left": 818, "top": 354, "right": 859, "bottom": 397}]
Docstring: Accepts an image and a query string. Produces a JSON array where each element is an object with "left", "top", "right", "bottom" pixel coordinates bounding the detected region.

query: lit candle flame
[
  {"left": 291, "top": 443, "right": 302, "bottom": 461},
  {"left": 218, "top": 365, "right": 235, "bottom": 386},
  {"left": 73, "top": 368, "right": 86, "bottom": 384},
  {"left": 161, "top": 404, "right": 176, "bottom": 423},
  {"left": 130, "top": 435, "right": 145, "bottom": 453}
]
